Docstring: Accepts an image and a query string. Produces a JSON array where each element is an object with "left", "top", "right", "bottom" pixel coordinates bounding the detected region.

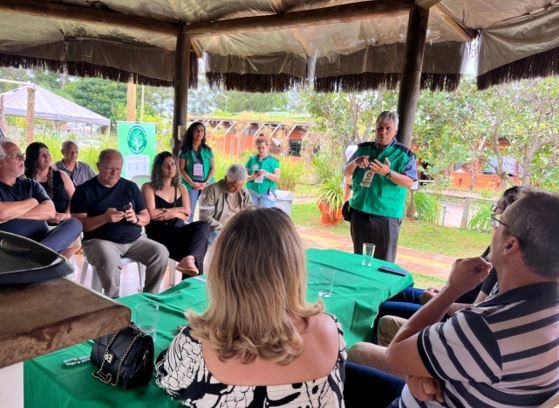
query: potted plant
[
  {"left": 317, "top": 177, "right": 344, "bottom": 225},
  {"left": 314, "top": 155, "right": 344, "bottom": 225}
]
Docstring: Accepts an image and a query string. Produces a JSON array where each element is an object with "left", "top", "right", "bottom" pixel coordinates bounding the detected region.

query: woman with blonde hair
[{"left": 156, "top": 208, "right": 346, "bottom": 407}]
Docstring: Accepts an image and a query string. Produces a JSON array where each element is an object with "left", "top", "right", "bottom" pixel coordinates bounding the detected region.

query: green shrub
[
  {"left": 468, "top": 202, "right": 493, "bottom": 232},
  {"left": 278, "top": 157, "right": 304, "bottom": 191},
  {"left": 413, "top": 192, "right": 441, "bottom": 224}
]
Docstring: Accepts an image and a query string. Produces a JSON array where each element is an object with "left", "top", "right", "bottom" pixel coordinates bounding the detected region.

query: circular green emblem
[{"left": 127, "top": 125, "right": 148, "bottom": 154}]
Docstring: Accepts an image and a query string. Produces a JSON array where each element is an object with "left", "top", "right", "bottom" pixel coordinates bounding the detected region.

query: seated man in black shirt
[
  {"left": 71, "top": 149, "right": 169, "bottom": 298},
  {"left": 0, "top": 139, "right": 82, "bottom": 253}
]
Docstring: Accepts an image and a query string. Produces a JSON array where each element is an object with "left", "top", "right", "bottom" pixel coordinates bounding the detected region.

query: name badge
[
  {"left": 193, "top": 163, "right": 204, "bottom": 177},
  {"left": 360, "top": 170, "right": 375, "bottom": 188}
]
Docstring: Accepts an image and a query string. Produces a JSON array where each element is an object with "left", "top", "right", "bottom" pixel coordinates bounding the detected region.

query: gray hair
[
  {"left": 0, "top": 138, "right": 15, "bottom": 160},
  {"left": 225, "top": 164, "right": 248, "bottom": 183},
  {"left": 61, "top": 140, "right": 78, "bottom": 151},
  {"left": 504, "top": 189, "right": 559, "bottom": 279},
  {"left": 98, "top": 149, "right": 122, "bottom": 165},
  {"left": 377, "top": 111, "right": 399, "bottom": 129}
]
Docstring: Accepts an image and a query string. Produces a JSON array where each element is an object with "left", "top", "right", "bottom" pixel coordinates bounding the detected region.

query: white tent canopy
[{"left": 0, "top": 84, "right": 110, "bottom": 126}]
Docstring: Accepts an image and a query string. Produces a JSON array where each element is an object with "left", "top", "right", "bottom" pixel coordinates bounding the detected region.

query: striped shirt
[{"left": 400, "top": 282, "right": 559, "bottom": 408}]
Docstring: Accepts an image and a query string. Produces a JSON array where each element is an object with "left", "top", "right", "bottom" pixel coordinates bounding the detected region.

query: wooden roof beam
[
  {"left": 416, "top": 0, "right": 475, "bottom": 41},
  {"left": 0, "top": 0, "right": 179, "bottom": 36},
  {"left": 184, "top": 0, "right": 412, "bottom": 37}
]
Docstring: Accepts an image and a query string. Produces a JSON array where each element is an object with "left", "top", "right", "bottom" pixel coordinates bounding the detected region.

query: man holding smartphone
[
  {"left": 71, "top": 149, "right": 168, "bottom": 298},
  {"left": 344, "top": 111, "right": 417, "bottom": 262}
]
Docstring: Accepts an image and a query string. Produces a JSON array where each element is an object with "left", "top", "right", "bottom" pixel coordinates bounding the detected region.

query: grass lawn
[{"left": 292, "top": 202, "right": 491, "bottom": 258}]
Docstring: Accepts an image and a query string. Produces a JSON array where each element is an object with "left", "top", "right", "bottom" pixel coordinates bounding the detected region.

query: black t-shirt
[
  {"left": 71, "top": 177, "right": 146, "bottom": 244},
  {"left": 0, "top": 178, "right": 50, "bottom": 239},
  {"left": 40, "top": 170, "right": 69, "bottom": 213}
]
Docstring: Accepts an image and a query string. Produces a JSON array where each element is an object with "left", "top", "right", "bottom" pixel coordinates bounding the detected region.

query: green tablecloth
[{"left": 24, "top": 248, "right": 412, "bottom": 408}]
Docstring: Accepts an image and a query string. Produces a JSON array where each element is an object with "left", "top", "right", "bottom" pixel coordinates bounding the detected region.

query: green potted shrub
[{"left": 314, "top": 155, "right": 344, "bottom": 225}]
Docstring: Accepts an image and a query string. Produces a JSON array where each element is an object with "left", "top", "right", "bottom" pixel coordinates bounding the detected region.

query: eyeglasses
[
  {"left": 5, "top": 152, "right": 25, "bottom": 161},
  {"left": 490, "top": 213, "right": 510, "bottom": 229}
]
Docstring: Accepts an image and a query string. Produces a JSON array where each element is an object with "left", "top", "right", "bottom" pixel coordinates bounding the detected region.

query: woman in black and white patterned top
[{"left": 156, "top": 208, "right": 346, "bottom": 407}]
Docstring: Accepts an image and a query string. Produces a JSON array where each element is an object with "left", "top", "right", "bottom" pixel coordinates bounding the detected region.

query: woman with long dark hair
[
  {"left": 142, "top": 151, "right": 210, "bottom": 277},
  {"left": 24, "top": 142, "right": 75, "bottom": 224},
  {"left": 178, "top": 122, "right": 214, "bottom": 222},
  {"left": 24, "top": 142, "right": 82, "bottom": 258}
]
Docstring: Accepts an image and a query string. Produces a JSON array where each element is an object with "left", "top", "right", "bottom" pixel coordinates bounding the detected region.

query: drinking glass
[
  {"left": 318, "top": 267, "right": 335, "bottom": 298},
  {"left": 361, "top": 243, "right": 375, "bottom": 266},
  {"left": 135, "top": 302, "right": 159, "bottom": 342}
]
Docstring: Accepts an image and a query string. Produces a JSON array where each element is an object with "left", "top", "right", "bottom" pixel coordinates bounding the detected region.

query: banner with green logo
[{"left": 117, "top": 121, "right": 157, "bottom": 180}]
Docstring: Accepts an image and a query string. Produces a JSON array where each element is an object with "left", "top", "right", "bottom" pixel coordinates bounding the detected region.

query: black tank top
[{"left": 40, "top": 170, "right": 69, "bottom": 213}]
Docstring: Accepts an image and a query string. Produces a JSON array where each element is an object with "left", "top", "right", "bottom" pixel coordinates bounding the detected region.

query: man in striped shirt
[{"left": 347, "top": 189, "right": 558, "bottom": 407}]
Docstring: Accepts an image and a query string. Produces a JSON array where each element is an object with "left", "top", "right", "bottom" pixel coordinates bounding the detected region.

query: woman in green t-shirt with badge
[
  {"left": 179, "top": 122, "right": 215, "bottom": 222},
  {"left": 245, "top": 135, "right": 280, "bottom": 208}
]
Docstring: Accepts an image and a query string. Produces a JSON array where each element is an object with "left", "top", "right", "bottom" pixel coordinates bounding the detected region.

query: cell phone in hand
[{"left": 121, "top": 203, "right": 132, "bottom": 211}]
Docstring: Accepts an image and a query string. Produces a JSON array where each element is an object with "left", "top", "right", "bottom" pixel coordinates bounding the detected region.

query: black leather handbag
[{"left": 91, "top": 323, "right": 154, "bottom": 388}]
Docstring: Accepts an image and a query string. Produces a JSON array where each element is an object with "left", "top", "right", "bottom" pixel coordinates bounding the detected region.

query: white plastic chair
[{"left": 80, "top": 257, "right": 146, "bottom": 295}]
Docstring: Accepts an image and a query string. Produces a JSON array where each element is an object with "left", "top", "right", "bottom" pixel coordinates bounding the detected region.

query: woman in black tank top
[{"left": 142, "top": 151, "right": 210, "bottom": 278}]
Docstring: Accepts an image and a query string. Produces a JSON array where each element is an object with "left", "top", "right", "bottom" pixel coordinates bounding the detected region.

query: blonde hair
[{"left": 187, "top": 208, "right": 322, "bottom": 365}]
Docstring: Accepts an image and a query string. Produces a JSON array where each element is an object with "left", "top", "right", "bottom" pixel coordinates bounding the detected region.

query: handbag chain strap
[{"left": 92, "top": 326, "right": 144, "bottom": 387}]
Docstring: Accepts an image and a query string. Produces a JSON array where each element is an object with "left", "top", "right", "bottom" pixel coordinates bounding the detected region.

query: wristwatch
[{"left": 385, "top": 170, "right": 393, "bottom": 179}]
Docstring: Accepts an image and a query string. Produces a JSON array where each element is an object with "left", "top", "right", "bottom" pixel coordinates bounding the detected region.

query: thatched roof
[{"left": 0, "top": 0, "right": 557, "bottom": 92}]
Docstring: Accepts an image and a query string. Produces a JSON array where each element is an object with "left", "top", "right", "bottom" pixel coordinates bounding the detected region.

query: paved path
[{"left": 297, "top": 225, "right": 453, "bottom": 279}]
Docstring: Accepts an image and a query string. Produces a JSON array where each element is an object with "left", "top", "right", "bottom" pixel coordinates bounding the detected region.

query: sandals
[{"left": 176, "top": 256, "right": 199, "bottom": 277}]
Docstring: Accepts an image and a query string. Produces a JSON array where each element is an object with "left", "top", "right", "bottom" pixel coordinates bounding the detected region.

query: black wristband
[{"left": 385, "top": 170, "right": 392, "bottom": 179}]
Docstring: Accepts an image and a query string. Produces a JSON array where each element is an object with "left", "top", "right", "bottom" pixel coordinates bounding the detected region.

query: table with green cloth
[{"left": 24, "top": 248, "right": 413, "bottom": 408}]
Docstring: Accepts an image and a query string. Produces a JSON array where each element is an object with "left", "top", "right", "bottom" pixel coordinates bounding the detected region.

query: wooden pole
[
  {"left": 25, "top": 86, "right": 35, "bottom": 145},
  {"left": 396, "top": 6, "right": 429, "bottom": 147},
  {"left": 172, "top": 25, "right": 190, "bottom": 156},
  {"left": 126, "top": 77, "right": 137, "bottom": 122},
  {"left": 0, "top": 95, "right": 6, "bottom": 136}
]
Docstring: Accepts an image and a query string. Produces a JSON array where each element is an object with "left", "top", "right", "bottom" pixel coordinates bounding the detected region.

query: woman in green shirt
[
  {"left": 245, "top": 135, "right": 280, "bottom": 208},
  {"left": 178, "top": 122, "right": 215, "bottom": 222}
]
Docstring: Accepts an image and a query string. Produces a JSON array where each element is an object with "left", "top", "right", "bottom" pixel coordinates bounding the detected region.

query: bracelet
[
  {"left": 134, "top": 216, "right": 140, "bottom": 225},
  {"left": 385, "top": 170, "right": 392, "bottom": 179}
]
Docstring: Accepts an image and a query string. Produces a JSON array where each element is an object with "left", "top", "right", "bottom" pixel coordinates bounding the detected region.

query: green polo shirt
[
  {"left": 180, "top": 146, "right": 214, "bottom": 191},
  {"left": 349, "top": 140, "right": 417, "bottom": 219},
  {"left": 245, "top": 155, "right": 280, "bottom": 194}
]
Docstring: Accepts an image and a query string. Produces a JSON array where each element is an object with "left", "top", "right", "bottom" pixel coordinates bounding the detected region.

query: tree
[
  {"left": 64, "top": 78, "right": 127, "bottom": 120},
  {"left": 303, "top": 89, "right": 397, "bottom": 161},
  {"left": 414, "top": 77, "right": 559, "bottom": 190}
]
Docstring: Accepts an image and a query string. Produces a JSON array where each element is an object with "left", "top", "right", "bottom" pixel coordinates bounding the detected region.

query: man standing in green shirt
[
  {"left": 245, "top": 135, "right": 280, "bottom": 208},
  {"left": 344, "top": 111, "right": 417, "bottom": 262}
]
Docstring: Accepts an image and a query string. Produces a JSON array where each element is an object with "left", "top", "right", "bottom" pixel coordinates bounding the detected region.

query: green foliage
[
  {"left": 313, "top": 154, "right": 343, "bottom": 211},
  {"left": 64, "top": 78, "right": 127, "bottom": 120},
  {"left": 413, "top": 192, "right": 441, "bottom": 224},
  {"left": 468, "top": 202, "right": 493, "bottom": 232},
  {"left": 216, "top": 91, "right": 289, "bottom": 113},
  {"left": 303, "top": 90, "right": 397, "bottom": 153},
  {"left": 278, "top": 157, "right": 304, "bottom": 191},
  {"left": 30, "top": 133, "right": 115, "bottom": 169}
]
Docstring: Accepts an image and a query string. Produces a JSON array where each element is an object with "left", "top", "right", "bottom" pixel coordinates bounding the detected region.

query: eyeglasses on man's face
[
  {"left": 491, "top": 204, "right": 505, "bottom": 214},
  {"left": 491, "top": 213, "right": 510, "bottom": 230},
  {"left": 4, "top": 152, "right": 25, "bottom": 161}
]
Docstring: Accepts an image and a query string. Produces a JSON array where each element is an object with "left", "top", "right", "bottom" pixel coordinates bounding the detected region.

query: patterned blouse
[{"left": 156, "top": 315, "right": 346, "bottom": 407}]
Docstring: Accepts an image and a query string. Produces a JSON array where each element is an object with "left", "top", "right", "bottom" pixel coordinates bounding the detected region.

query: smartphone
[
  {"left": 378, "top": 266, "right": 408, "bottom": 277},
  {"left": 121, "top": 203, "right": 132, "bottom": 211}
]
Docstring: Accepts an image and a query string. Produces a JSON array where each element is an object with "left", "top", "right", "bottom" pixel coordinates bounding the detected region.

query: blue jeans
[
  {"left": 344, "top": 362, "right": 404, "bottom": 408},
  {"left": 249, "top": 189, "right": 275, "bottom": 208},
  {"left": 41, "top": 218, "right": 82, "bottom": 254},
  {"left": 188, "top": 189, "right": 201, "bottom": 223}
]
